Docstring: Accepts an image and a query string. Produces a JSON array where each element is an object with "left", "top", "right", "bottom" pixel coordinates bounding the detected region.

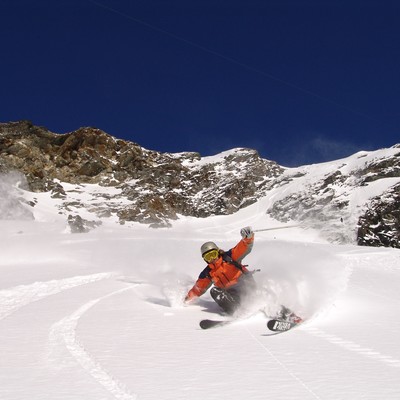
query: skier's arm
[
  {"left": 185, "top": 267, "right": 212, "bottom": 303},
  {"left": 230, "top": 235, "right": 254, "bottom": 263}
]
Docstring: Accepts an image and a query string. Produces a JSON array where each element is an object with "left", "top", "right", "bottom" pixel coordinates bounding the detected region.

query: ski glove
[{"left": 240, "top": 226, "right": 254, "bottom": 239}]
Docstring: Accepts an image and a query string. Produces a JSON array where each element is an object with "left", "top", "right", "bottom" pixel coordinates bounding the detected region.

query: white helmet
[{"left": 200, "top": 241, "right": 218, "bottom": 256}]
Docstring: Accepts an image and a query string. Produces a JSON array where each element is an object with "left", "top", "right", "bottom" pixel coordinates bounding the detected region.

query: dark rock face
[
  {"left": 0, "top": 120, "right": 146, "bottom": 188},
  {"left": 357, "top": 184, "right": 400, "bottom": 248},
  {"left": 0, "top": 121, "right": 282, "bottom": 227},
  {"left": 67, "top": 215, "right": 102, "bottom": 233}
]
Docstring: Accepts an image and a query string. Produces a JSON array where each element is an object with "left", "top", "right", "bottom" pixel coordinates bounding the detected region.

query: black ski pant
[{"left": 210, "top": 274, "right": 256, "bottom": 315}]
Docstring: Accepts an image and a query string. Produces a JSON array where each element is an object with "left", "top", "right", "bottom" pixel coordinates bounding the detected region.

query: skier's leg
[{"left": 210, "top": 287, "right": 239, "bottom": 315}]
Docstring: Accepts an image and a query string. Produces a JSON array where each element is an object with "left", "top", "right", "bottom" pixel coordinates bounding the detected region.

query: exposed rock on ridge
[
  {"left": 0, "top": 121, "right": 282, "bottom": 227},
  {"left": 1, "top": 121, "right": 399, "bottom": 248},
  {"left": 357, "top": 183, "right": 400, "bottom": 248},
  {"left": 266, "top": 149, "right": 400, "bottom": 246}
]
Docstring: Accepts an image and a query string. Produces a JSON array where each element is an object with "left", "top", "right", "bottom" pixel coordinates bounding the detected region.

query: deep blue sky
[{"left": 1, "top": 1, "right": 399, "bottom": 166}]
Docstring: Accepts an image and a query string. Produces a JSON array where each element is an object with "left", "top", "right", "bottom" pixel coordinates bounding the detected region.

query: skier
[{"left": 184, "top": 226, "right": 257, "bottom": 314}]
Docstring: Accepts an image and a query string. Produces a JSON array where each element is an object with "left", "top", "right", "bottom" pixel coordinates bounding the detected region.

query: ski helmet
[{"left": 200, "top": 241, "right": 218, "bottom": 256}]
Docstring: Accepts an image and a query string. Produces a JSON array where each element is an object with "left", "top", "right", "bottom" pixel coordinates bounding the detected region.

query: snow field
[
  {"left": 1, "top": 219, "right": 399, "bottom": 399},
  {"left": 1, "top": 159, "right": 400, "bottom": 400}
]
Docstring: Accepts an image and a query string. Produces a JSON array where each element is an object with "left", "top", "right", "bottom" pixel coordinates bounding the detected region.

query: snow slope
[{"left": 1, "top": 183, "right": 400, "bottom": 399}]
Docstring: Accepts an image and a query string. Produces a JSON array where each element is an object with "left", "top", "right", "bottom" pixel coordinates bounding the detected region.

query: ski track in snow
[
  {"left": 0, "top": 272, "right": 115, "bottom": 321},
  {"left": 245, "top": 326, "right": 322, "bottom": 400},
  {"left": 304, "top": 327, "right": 400, "bottom": 368},
  {"left": 49, "top": 285, "right": 138, "bottom": 400},
  {"left": 0, "top": 270, "right": 138, "bottom": 399}
]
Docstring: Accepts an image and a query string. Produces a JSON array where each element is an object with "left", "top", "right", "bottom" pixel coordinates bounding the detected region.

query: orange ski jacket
[{"left": 185, "top": 236, "right": 254, "bottom": 301}]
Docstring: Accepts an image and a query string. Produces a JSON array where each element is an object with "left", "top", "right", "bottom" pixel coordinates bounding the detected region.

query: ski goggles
[{"left": 203, "top": 249, "right": 219, "bottom": 263}]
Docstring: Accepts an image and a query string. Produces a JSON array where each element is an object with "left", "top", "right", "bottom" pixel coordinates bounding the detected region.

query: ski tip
[
  {"left": 199, "top": 319, "right": 227, "bottom": 329},
  {"left": 267, "top": 319, "right": 297, "bottom": 332},
  {"left": 199, "top": 319, "right": 211, "bottom": 329}
]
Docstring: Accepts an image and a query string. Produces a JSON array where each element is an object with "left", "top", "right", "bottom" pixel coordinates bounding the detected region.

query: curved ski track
[
  {"left": 49, "top": 285, "right": 138, "bottom": 400},
  {"left": 0, "top": 273, "right": 138, "bottom": 400},
  {"left": 1, "top": 265, "right": 399, "bottom": 400}
]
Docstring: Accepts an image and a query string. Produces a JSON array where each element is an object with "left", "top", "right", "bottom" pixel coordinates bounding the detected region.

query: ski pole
[{"left": 253, "top": 225, "right": 300, "bottom": 232}]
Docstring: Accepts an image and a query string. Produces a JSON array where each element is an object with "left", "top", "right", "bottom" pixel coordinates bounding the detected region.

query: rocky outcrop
[
  {"left": 67, "top": 215, "right": 102, "bottom": 233},
  {"left": 0, "top": 120, "right": 150, "bottom": 189},
  {"left": 266, "top": 150, "right": 400, "bottom": 247},
  {"left": 0, "top": 121, "right": 282, "bottom": 227},
  {"left": 357, "top": 183, "right": 400, "bottom": 247}
]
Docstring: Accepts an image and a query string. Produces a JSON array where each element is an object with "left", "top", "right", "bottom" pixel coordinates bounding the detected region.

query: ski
[
  {"left": 200, "top": 308, "right": 304, "bottom": 332},
  {"left": 199, "top": 310, "right": 259, "bottom": 329},
  {"left": 199, "top": 319, "right": 232, "bottom": 329},
  {"left": 266, "top": 318, "right": 300, "bottom": 333}
]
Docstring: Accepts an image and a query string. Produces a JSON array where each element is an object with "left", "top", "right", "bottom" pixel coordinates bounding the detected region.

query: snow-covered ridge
[
  {"left": 268, "top": 146, "right": 400, "bottom": 245},
  {"left": 0, "top": 121, "right": 399, "bottom": 247}
]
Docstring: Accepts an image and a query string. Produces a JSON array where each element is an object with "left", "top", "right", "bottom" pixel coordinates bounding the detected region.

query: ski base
[
  {"left": 200, "top": 314, "right": 303, "bottom": 333},
  {"left": 267, "top": 318, "right": 298, "bottom": 333}
]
